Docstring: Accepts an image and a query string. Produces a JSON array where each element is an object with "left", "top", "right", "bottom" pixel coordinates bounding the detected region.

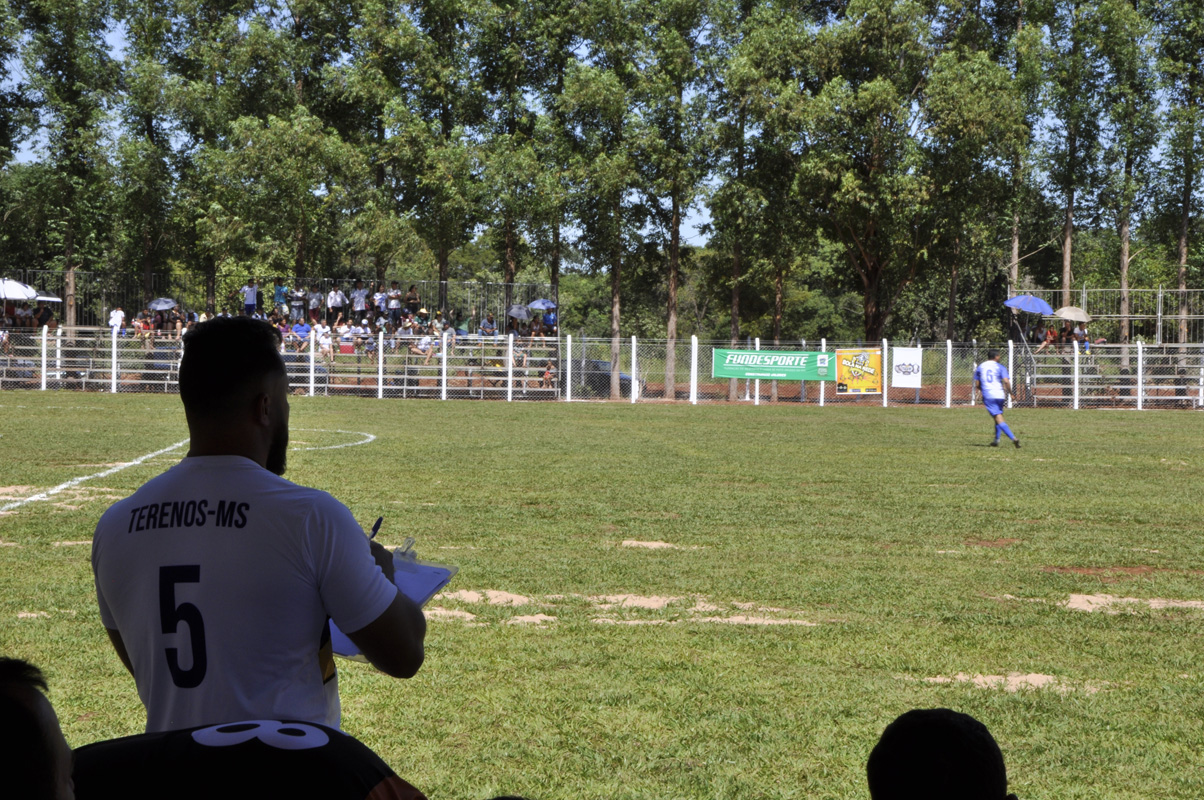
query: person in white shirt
[
  {"left": 109, "top": 306, "right": 126, "bottom": 331},
  {"left": 306, "top": 284, "right": 324, "bottom": 323},
  {"left": 326, "top": 287, "right": 347, "bottom": 325},
  {"left": 91, "top": 317, "right": 424, "bottom": 733},
  {"left": 408, "top": 333, "right": 435, "bottom": 365},
  {"left": 349, "top": 280, "right": 370, "bottom": 315},
  {"left": 314, "top": 322, "right": 333, "bottom": 361},
  {"left": 386, "top": 282, "right": 403, "bottom": 325},
  {"left": 238, "top": 279, "right": 258, "bottom": 316}
]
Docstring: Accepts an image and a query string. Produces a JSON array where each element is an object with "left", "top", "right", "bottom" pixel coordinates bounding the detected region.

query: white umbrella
[
  {"left": 0, "top": 278, "right": 39, "bottom": 301},
  {"left": 1054, "top": 306, "right": 1091, "bottom": 323},
  {"left": 35, "top": 290, "right": 61, "bottom": 303}
]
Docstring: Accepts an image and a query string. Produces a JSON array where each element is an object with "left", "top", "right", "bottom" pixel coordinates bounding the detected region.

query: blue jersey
[{"left": 974, "top": 360, "right": 1009, "bottom": 400}]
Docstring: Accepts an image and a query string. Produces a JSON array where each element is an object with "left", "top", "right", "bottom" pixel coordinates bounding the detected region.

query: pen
[{"left": 370, "top": 516, "right": 383, "bottom": 539}]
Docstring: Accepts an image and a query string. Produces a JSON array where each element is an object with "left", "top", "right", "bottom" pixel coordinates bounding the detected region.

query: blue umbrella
[
  {"left": 528, "top": 298, "right": 557, "bottom": 311},
  {"left": 148, "top": 297, "right": 178, "bottom": 311},
  {"left": 1004, "top": 294, "right": 1054, "bottom": 315}
]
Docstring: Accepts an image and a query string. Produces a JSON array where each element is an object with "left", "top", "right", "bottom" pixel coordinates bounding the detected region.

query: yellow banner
[{"left": 835, "top": 348, "right": 883, "bottom": 394}]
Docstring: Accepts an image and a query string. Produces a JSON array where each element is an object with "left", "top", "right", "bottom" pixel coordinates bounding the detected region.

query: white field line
[
  {"left": 0, "top": 439, "right": 189, "bottom": 514},
  {"left": 291, "top": 429, "right": 376, "bottom": 451}
]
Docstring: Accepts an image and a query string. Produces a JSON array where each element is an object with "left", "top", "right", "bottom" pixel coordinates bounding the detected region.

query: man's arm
[
  {"left": 345, "top": 540, "right": 426, "bottom": 679},
  {"left": 105, "top": 627, "right": 135, "bottom": 677}
]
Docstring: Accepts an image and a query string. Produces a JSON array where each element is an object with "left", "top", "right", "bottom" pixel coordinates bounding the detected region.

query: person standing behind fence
[
  {"left": 238, "top": 279, "right": 258, "bottom": 316},
  {"left": 307, "top": 283, "right": 324, "bottom": 323},
  {"left": 973, "top": 349, "right": 1019, "bottom": 449},
  {"left": 327, "top": 285, "right": 347, "bottom": 326}
]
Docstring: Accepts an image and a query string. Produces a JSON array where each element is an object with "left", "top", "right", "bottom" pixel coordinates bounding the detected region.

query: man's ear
[{"left": 253, "top": 392, "right": 272, "bottom": 427}]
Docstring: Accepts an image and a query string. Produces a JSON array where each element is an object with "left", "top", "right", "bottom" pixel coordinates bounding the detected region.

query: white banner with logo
[{"left": 891, "top": 347, "right": 923, "bottom": 388}]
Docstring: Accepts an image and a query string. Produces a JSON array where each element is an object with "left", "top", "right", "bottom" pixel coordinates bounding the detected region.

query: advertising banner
[
  {"left": 711, "top": 349, "right": 834, "bottom": 381},
  {"left": 835, "top": 348, "right": 883, "bottom": 394},
  {"left": 891, "top": 347, "right": 923, "bottom": 389}
]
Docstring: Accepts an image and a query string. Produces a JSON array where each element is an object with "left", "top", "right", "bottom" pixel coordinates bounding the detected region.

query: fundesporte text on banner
[
  {"left": 891, "top": 347, "right": 923, "bottom": 389},
  {"left": 835, "top": 348, "right": 883, "bottom": 394},
  {"left": 711, "top": 349, "right": 835, "bottom": 381}
]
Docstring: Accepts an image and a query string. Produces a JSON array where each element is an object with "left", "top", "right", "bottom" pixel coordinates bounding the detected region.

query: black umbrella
[{"left": 506, "top": 304, "right": 531, "bottom": 321}]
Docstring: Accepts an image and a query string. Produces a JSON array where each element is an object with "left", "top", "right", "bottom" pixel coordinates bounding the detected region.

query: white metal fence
[{"left": 2, "top": 327, "right": 1201, "bottom": 411}]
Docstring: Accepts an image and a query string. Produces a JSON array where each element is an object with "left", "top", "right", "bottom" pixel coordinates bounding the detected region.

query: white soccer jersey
[
  {"left": 975, "top": 359, "right": 1009, "bottom": 400},
  {"left": 92, "top": 456, "right": 397, "bottom": 733},
  {"left": 350, "top": 289, "right": 369, "bottom": 311}
]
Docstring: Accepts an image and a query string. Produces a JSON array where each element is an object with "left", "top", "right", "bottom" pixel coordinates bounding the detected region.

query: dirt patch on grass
[
  {"left": 1043, "top": 565, "right": 1166, "bottom": 583},
  {"left": 620, "top": 540, "right": 700, "bottom": 550},
  {"left": 967, "top": 538, "right": 1021, "bottom": 548},
  {"left": 0, "top": 485, "right": 34, "bottom": 498},
  {"left": 507, "top": 614, "right": 555, "bottom": 625},
  {"left": 923, "top": 672, "right": 1097, "bottom": 694},
  {"left": 17, "top": 611, "right": 49, "bottom": 619},
  {"left": 426, "top": 607, "right": 477, "bottom": 621},
  {"left": 696, "top": 616, "right": 818, "bottom": 627},
  {"left": 1060, "top": 593, "right": 1204, "bottom": 613},
  {"left": 594, "top": 594, "right": 679, "bottom": 610},
  {"left": 441, "top": 589, "right": 531, "bottom": 606},
  {"left": 52, "top": 540, "right": 91, "bottom": 547}
]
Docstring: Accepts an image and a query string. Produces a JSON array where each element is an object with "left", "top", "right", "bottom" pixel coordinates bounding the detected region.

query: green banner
[{"left": 712, "top": 349, "right": 834, "bottom": 381}]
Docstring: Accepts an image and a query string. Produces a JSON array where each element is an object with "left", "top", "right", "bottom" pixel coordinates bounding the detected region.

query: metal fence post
[
  {"left": 1137, "top": 341, "right": 1144, "bottom": 410},
  {"left": 945, "top": 340, "right": 952, "bottom": 408},
  {"left": 630, "top": 335, "right": 638, "bottom": 403},
  {"left": 882, "top": 338, "right": 888, "bottom": 408},
  {"left": 378, "top": 330, "right": 385, "bottom": 399},
  {"left": 40, "top": 325, "right": 47, "bottom": 390},
  {"left": 689, "top": 335, "right": 698, "bottom": 405},
  {"left": 800, "top": 339, "right": 806, "bottom": 403},
  {"left": 1156, "top": 287, "right": 1163, "bottom": 345},
  {"left": 1073, "top": 340, "right": 1080, "bottom": 410},
  {"left": 111, "top": 325, "right": 118, "bottom": 394},
  {"left": 309, "top": 329, "right": 315, "bottom": 397},
  {"left": 440, "top": 332, "right": 448, "bottom": 400},
  {"left": 753, "top": 337, "right": 760, "bottom": 406},
  {"left": 970, "top": 340, "right": 976, "bottom": 406},
  {"left": 507, "top": 334, "right": 514, "bottom": 402},
  {"left": 55, "top": 327, "right": 62, "bottom": 381},
  {"left": 566, "top": 334, "right": 573, "bottom": 402},
  {"left": 1007, "top": 340, "right": 1014, "bottom": 409},
  {"left": 819, "top": 338, "right": 826, "bottom": 407}
]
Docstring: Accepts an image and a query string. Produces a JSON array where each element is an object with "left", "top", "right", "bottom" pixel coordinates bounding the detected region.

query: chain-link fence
[{"left": 3, "top": 327, "right": 1201, "bottom": 410}]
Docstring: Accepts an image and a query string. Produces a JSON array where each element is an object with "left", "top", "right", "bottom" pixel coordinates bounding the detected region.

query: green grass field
[{"left": 1, "top": 392, "right": 1201, "bottom": 799}]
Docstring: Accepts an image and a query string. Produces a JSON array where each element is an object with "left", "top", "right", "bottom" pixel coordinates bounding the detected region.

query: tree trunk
[
  {"left": 205, "top": 255, "right": 216, "bottom": 314},
  {"left": 438, "top": 245, "right": 449, "bottom": 313},
  {"left": 728, "top": 108, "right": 745, "bottom": 402},
  {"left": 1062, "top": 175, "right": 1075, "bottom": 310},
  {"left": 1178, "top": 135, "right": 1194, "bottom": 344},
  {"left": 610, "top": 232, "right": 622, "bottom": 402},
  {"left": 1119, "top": 150, "right": 1133, "bottom": 347},
  {"left": 946, "top": 236, "right": 960, "bottom": 340},
  {"left": 772, "top": 262, "right": 783, "bottom": 402},
  {"left": 665, "top": 190, "right": 679, "bottom": 401},
  {"left": 64, "top": 225, "right": 77, "bottom": 328},
  {"left": 551, "top": 222, "right": 561, "bottom": 298}
]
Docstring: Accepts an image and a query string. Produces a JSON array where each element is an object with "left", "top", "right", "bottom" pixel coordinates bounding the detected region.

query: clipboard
[{"left": 331, "top": 543, "right": 457, "bottom": 660}]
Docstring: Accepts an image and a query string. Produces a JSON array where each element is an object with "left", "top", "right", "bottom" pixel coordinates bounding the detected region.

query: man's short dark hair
[
  {"left": 867, "top": 708, "right": 1013, "bottom": 800},
  {"left": 987, "top": 349, "right": 1000, "bottom": 360},
  {"left": 179, "top": 317, "right": 285, "bottom": 421},
  {"left": 0, "top": 658, "right": 56, "bottom": 800}
]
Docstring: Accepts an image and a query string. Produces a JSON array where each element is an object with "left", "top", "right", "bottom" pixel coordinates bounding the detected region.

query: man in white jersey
[
  {"left": 92, "top": 316, "right": 425, "bottom": 732},
  {"left": 973, "top": 349, "right": 1019, "bottom": 448}
]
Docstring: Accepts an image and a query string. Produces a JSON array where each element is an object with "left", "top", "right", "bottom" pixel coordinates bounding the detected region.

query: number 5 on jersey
[{"left": 160, "top": 565, "right": 207, "bottom": 688}]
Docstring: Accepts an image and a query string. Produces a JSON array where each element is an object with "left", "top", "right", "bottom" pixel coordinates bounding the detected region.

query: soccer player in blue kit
[{"left": 973, "top": 349, "right": 1020, "bottom": 448}]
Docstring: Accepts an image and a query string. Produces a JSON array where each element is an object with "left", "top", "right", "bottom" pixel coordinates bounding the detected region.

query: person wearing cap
[{"left": 479, "top": 313, "right": 497, "bottom": 337}]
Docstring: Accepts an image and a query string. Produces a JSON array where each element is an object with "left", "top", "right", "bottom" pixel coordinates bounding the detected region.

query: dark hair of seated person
[
  {"left": 0, "top": 657, "right": 71, "bottom": 800},
  {"left": 179, "top": 316, "right": 285, "bottom": 422},
  {"left": 867, "top": 708, "right": 1018, "bottom": 800}
]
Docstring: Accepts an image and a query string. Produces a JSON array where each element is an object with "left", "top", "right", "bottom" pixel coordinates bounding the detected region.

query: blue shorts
[{"left": 983, "top": 398, "right": 1005, "bottom": 417}]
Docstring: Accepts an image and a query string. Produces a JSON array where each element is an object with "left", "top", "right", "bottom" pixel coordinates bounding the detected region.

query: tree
[
  {"left": 637, "top": 0, "right": 708, "bottom": 398},
  {"left": 562, "top": 0, "right": 644, "bottom": 400},
  {"left": 19, "top": 0, "right": 117, "bottom": 326},
  {"left": 1153, "top": 0, "right": 1204, "bottom": 342},
  {"left": 1098, "top": 0, "right": 1158, "bottom": 345},
  {"left": 1042, "top": 0, "right": 1105, "bottom": 308}
]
